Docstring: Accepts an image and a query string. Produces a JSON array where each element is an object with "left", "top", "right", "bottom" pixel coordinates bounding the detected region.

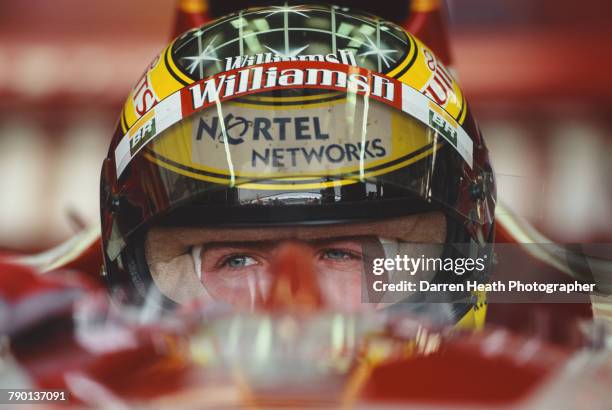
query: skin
[
  {"left": 146, "top": 212, "right": 447, "bottom": 308},
  {"left": 197, "top": 237, "right": 368, "bottom": 310}
]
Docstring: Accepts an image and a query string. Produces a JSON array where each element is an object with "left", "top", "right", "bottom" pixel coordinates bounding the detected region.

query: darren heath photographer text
[{"left": 371, "top": 255, "right": 596, "bottom": 294}]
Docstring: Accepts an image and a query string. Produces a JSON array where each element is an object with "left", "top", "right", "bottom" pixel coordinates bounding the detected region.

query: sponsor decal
[
  {"left": 189, "top": 104, "right": 390, "bottom": 175},
  {"left": 224, "top": 49, "right": 357, "bottom": 71},
  {"left": 184, "top": 61, "right": 396, "bottom": 116},
  {"left": 245, "top": 139, "right": 387, "bottom": 169},
  {"left": 421, "top": 48, "right": 455, "bottom": 107},
  {"left": 428, "top": 103, "right": 457, "bottom": 148},
  {"left": 114, "top": 60, "right": 474, "bottom": 179},
  {"left": 129, "top": 113, "right": 156, "bottom": 155},
  {"left": 132, "top": 75, "right": 159, "bottom": 117},
  {"left": 132, "top": 56, "right": 161, "bottom": 117},
  {"left": 196, "top": 114, "right": 331, "bottom": 146}
]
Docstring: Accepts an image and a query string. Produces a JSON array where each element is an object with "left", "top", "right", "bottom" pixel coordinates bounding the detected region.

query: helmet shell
[{"left": 100, "top": 4, "right": 496, "bottom": 310}]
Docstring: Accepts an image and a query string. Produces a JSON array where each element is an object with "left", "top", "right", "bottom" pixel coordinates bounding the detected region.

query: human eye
[
  {"left": 320, "top": 248, "right": 361, "bottom": 262},
  {"left": 220, "top": 254, "right": 258, "bottom": 269}
]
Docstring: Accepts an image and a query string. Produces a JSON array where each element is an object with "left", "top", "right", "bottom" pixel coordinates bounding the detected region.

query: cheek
[
  {"left": 316, "top": 263, "right": 365, "bottom": 310},
  {"left": 315, "top": 258, "right": 364, "bottom": 275},
  {"left": 200, "top": 265, "right": 273, "bottom": 307}
]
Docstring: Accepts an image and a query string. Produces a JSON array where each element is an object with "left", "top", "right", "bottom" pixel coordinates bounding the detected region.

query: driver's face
[
  {"left": 145, "top": 212, "right": 447, "bottom": 310},
  {"left": 195, "top": 237, "right": 367, "bottom": 311}
]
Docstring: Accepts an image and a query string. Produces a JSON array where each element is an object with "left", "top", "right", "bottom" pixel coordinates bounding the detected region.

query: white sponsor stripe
[
  {"left": 401, "top": 83, "right": 430, "bottom": 124},
  {"left": 155, "top": 91, "right": 182, "bottom": 131},
  {"left": 457, "top": 127, "right": 474, "bottom": 169},
  {"left": 401, "top": 83, "right": 473, "bottom": 168},
  {"left": 114, "top": 66, "right": 474, "bottom": 178},
  {"left": 115, "top": 91, "right": 183, "bottom": 177},
  {"left": 114, "top": 135, "right": 130, "bottom": 177}
]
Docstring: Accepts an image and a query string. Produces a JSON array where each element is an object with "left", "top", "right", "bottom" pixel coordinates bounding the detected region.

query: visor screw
[
  {"left": 470, "top": 183, "right": 485, "bottom": 201},
  {"left": 110, "top": 196, "right": 121, "bottom": 212}
]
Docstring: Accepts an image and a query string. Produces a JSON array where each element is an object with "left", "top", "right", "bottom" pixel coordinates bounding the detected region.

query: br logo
[
  {"left": 196, "top": 114, "right": 250, "bottom": 145},
  {"left": 130, "top": 117, "right": 157, "bottom": 154}
]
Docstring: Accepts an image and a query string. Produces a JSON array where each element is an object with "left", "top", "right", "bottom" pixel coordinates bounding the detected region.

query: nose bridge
[{"left": 262, "top": 241, "right": 325, "bottom": 313}]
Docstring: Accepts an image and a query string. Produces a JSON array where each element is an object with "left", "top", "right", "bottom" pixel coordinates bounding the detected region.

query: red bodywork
[{"left": 0, "top": 235, "right": 587, "bottom": 406}]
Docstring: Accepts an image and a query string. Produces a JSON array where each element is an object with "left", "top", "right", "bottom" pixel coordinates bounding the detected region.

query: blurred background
[{"left": 0, "top": 0, "right": 611, "bottom": 252}]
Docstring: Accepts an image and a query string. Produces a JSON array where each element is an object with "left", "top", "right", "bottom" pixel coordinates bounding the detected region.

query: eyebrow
[{"left": 202, "top": 240, "right": 276, "bottom": 252}]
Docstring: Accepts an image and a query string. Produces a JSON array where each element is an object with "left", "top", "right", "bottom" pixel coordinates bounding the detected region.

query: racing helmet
[{"left": 100, "top": 4, "right": 496, "bottom": 326}]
